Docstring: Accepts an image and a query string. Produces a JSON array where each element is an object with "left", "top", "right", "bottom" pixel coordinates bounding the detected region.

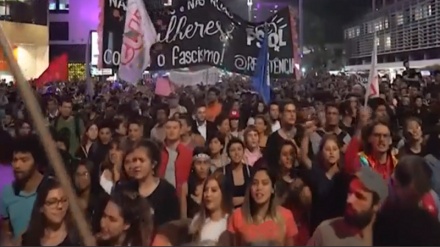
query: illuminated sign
[{"left": 90, "top": 31, "right": 99, "bottom": 66}]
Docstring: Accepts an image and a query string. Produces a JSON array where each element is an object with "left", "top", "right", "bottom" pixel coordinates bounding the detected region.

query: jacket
[{"left": 158, "top": 143, "right": 192, "bottom": 196}]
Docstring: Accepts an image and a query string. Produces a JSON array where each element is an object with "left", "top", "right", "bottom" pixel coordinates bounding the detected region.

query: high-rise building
[{"left": 344, "top": 0, "right": 440, "bottom": 70}]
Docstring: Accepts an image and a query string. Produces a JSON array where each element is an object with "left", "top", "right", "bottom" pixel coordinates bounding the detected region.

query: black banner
[{"left": 100, "top": 0, "right": 298, "bottom": 78}]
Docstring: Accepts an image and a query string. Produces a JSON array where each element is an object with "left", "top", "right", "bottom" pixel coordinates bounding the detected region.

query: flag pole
[
  {"left": 0, "top": 25, "right": 96, "bottom": 245},
  {"left": 364, "top": 32, "right": 377, "bottom": 107}
]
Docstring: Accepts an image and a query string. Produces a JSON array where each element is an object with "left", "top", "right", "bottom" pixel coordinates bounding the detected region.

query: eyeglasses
[{"left": 45, "top": 198, "right": 68, "bottom": 208}]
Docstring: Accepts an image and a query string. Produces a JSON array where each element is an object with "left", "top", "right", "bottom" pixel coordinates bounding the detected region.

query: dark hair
[
  {"left": 179, "top": 113, "right": 193, "bottom": 127},
  {"left": 72, "top": 160, "right": 109, "bottom": 232},
  {"left": 166, "top": 117, "right": 182, "bottom": 126},
  {"left": 373, "top": 205, "right": 440, "bottom": 246},
  {"left": 214, "top": 114, "right": 229, "bottom": 127},
  {"left": 113, "top": 118, "right": 126, "bottom": 131},
  {"left": 155, "top": 104, "right": 170, "bottom": 118},
  {"left": 98, "top": 119, "right": 113, "bottom": 130},
  {"left": 361, "top": 119, "right": 391, "bottom": 154},
  {"left": 278, "top": 140, "right": 298, "bottom": 162},
  {"left": 394, "top": 155, "right": 432, "bottom": 199},
  {"left": 100, "top": 138, "right": 124, "bottom": 174},
  {"left": 102, "top": 190, "right": 153, "bottom": 246},
  {"left": 226, "top": 137, "right": 245, "bottom": 156},
  {"left": 55, "top": 128, "right": 71, "bottom": 151},
  {"left": 127, "top": 117, "right": 144, "bottom": 128},
  {"left": 207, "top": 133, "right": 226, "bottom": 154},
  {"left": 22, "top": 178, "right": 79, "bottom": 245},
  {"left": 13, "top": 135, "right": 42, "bottom": 165},
  {"left": 81, "top": 122, "right": 98, "bottom": 146},
  {"left": 207, "top": 87, "right": 220, "bottom": 95},
  {"left": 279, "top": 100, "right": 295, "bottom": 113},
  {"left": 193, "top": 146, "right": 209, "bottom": 157},
  {"left": 325, "top": 102, "right": 339, "bottom": 113},
  {"left": 269, "top": 101, "right": 279, "bottom": 107},
  {"left": 123, "top": 139, "right": 161, "bottom": 176},
  {"left": 59, "top": 96, "right": 73, "bottom": 106}
]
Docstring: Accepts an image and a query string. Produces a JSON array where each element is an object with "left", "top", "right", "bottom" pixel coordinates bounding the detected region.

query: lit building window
[
  {"left": 396, "top": 12, "right": 404, "bottom": 25},
  {"left": 384, "top": 34, "right": 391, "bottom": 50},
  {"left": 345, "top": 26, "right": 360, "bottom": 39},
  {"left": 414, "top": 5, "right": 423, "bottom": 20},
  {"left": 49, "top": 0, "right": 69, "bottom": 12},
  {"left": 49, "top": 0, "right": 57, "bottom": 10},
  {"left": 367, "top": 23, "right": 373, "bottom": 33},
  {"left": 425, "top": 4, "right": 432, "bottom": 17},
  {"left": 375, "top": 37, "right": 380, "bottom": 46},
  {"left": 59, "top": 0, "right": 69, "bottom": 10}
]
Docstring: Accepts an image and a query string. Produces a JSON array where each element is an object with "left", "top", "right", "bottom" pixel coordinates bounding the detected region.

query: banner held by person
[
  {"left": 118, "top": 0, "right": 157, "bottom": 84},
  {"left": 252, "top": 28, "right": 270, "bottom": 104},
  {"left": 99, "top": 0, "right": 298, "bottom": 79}
]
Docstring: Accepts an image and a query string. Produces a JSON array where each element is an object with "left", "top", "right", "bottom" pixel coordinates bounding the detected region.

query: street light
[{"left": 247, "top": 0, "right": 253, "bottom": 21}]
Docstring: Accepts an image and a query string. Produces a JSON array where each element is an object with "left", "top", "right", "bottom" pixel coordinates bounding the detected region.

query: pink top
[{"left": 244, "top": 149, "right": 262, "bottom": 167}]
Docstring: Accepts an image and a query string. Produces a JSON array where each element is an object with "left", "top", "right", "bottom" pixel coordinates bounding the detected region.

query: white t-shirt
[
  {"left": 271, "top": 121, "right": 281, "bottom": 133},
  {"left": 100, "top": 173, "right": 114, "bottom": 195},
  {"left": 190, "top": 213, "right": 228, "bottom": 242}
]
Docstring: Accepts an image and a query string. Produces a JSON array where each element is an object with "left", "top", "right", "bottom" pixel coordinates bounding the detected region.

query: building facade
[
  {"left": 48, "top": 0, "right": 98, "bottom": 63},
  {"left": 0, "top": 0, "right": 49, "bottom": 80},
  {"left": 344, "top": 0, "right": 440, "bottom": 69},
  {"left": 48, "top": 0, "right": 173, "bottom": 63}
]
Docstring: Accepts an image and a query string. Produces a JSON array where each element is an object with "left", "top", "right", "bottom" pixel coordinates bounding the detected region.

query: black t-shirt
[
  {"left": 145, "top": 179, "right": 180, "bottom": 227},
  {"left": 22, "top": 234, "right": 80, "bottom": 246}
]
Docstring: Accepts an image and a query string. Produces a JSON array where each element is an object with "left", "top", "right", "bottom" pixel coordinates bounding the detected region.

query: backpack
[{"left": 53, "top": 115, "right": 81, "bottom": 141}]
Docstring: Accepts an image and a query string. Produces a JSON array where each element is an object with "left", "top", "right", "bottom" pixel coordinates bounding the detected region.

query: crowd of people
[{"left": 1, "top": 69, "right": 440, "bottom": 246}]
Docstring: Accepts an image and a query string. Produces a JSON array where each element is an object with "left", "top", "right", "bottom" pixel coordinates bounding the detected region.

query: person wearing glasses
[{"left": 21, "top": 178, "right": 81, "bottom": 246}]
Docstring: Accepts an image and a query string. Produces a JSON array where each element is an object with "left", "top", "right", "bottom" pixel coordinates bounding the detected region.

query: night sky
[{"left": 222, "top": 0, "right": 372, "bottom": 43}]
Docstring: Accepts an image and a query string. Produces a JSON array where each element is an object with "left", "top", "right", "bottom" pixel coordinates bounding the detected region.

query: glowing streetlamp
[{"left": 247, "top": 0, "right": 253, "bottom": 21}]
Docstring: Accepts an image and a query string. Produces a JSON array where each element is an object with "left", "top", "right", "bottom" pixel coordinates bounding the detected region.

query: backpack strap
[{"left": 74, "top": 115, "right": 81, "bottom": 140}]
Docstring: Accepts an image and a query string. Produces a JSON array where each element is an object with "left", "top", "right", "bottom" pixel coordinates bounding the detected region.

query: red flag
[{"left": 34, "top": 54, "right": 68, "bottom": 88}]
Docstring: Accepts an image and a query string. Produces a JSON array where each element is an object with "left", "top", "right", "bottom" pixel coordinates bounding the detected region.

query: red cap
[{"left": 229, "top": 110, "right": 240, "bottom": 119}]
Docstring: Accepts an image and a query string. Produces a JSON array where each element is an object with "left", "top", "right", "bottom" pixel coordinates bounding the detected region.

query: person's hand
[
  {"left": 358, "top": 107, "right": 372, "bottom": 128},
  {"left": 304, "top": 120, "right": 317, "bottom": 136}
]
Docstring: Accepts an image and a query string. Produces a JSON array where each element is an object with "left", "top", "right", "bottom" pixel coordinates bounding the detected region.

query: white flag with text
[{"left": 118, "top": 0, "right": 157, "bottom": 84}]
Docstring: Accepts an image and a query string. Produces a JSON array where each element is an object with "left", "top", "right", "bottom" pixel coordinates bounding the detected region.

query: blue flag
[{"left": 252, "top": 30, "right": 270, "bottom": 104}]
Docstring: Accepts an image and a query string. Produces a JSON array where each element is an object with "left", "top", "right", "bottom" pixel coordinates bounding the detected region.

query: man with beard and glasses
[
  {"left": 0, "top": 135, "right": 45, "bottom": 241},
  {"left": 307, "top": 167, "right": 388, "bottom": 246}
]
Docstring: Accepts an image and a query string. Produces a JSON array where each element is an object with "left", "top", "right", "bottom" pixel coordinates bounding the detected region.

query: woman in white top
[
  {"left": 99, "top": 139, "right": 124, "bottom": 194},
  {"left": 188, "top": 172, "right": 233, "bottom": 243}
]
